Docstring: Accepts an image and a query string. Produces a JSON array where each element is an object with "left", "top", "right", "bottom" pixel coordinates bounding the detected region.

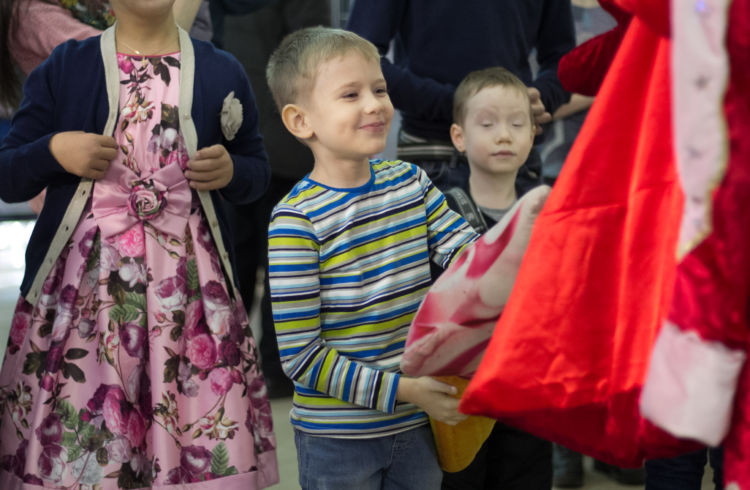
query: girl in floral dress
[{"left": 0, "top": 1, "right": 278, "bottom": 488}]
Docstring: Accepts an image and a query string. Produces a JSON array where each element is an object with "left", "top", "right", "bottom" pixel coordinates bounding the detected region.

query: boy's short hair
[
  {"left": 266, "top": 26, "right": 381, "bottom": 110},
  {"left": 453, "top": 67, "right": 532, "bottom": 125}
]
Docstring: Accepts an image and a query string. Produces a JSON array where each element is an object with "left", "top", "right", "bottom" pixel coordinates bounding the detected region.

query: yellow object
[{"left": 430, "top": 376, "right": 496, "bottom": 473}]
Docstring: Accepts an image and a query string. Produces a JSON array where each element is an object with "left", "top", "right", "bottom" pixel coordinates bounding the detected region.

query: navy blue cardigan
[{"left": 0, "top": 32, "right": 269, "bottom": 299}]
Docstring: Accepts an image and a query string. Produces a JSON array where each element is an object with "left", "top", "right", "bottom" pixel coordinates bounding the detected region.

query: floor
[{"left": 0, "top": 220, "right": 715, "bottom": 489}]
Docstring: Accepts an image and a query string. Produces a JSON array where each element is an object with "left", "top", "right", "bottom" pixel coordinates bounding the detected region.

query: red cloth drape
[{"left": 459, "top": 11, "right": 695, "bottom": 467}]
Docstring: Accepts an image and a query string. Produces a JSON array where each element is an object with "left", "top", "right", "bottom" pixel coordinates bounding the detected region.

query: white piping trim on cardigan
[
  {"left": 176, "top": 26, "right": 237, "bottom": 298},
  {"left": 25, "top": 28, "right": 119, "bottom": 307}
]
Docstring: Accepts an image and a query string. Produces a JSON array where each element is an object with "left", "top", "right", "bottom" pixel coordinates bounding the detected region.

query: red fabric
[
  {"left": 558, "top": 0, "right": 630, "bottom": 96},
  {"left": 599, "top": 0, "right": 632, "bottom": 24},
  {"left": 557, "top": 0, "right": 669, "bottom": 97},
  {"left": 558, "top": 25, "right": 628, "bottom": 96},
  {"left": 459, "top": 14, "right": 696, "bottom": 467},
  {"left": 617, "top": 0, "right": 670, "bottom": 37},
  {"left": 705, "top": 0, "right": 750, "bottom": 484}
]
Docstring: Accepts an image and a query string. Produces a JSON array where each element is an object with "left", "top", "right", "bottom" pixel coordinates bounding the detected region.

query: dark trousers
[
  {"left": 645, "top": 447, "right": 724, "bottom": 490},
  {"left": 441, "top": 423, "right": 552, "bottom": 490}
]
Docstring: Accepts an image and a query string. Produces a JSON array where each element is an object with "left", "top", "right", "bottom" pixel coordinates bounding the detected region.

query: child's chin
[{"left": 363, "top": 145, "right": 387, "bottom": 159}]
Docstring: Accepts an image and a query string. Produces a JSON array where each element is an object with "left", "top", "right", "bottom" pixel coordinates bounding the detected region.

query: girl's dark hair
[
  {"left": 0, "top": 0, "right": 57, "bottom": 110},
  {"left": 0, "top": 0, "right": 23, "bottom": 109}
]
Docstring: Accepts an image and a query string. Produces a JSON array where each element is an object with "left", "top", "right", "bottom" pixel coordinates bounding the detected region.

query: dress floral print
[{"left": 0, "top": 53, "right": 277, "bottom": 489}]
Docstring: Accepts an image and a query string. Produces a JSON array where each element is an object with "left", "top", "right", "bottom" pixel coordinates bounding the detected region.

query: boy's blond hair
[
  {"left": 266, "top": 26, "right": 381, "bottom": 110},
  {"left": 453, "top": 67, "right": 532, "bottom": 125}
]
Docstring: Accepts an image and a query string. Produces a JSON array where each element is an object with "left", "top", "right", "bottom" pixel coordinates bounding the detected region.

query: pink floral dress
[{"left": 0, "top": 53, "right": 278, "bottom": 489}]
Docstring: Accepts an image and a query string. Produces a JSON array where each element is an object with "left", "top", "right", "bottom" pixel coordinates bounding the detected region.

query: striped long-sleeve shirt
[{"left": 268, "top": 160, "right": 478, "bottom": 438}]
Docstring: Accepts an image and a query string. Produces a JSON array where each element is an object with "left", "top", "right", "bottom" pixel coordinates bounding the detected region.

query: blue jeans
[
  {"left": 645, "top": 447, "right": 723, "bottom": 490},
  {"left": 294, "top": 425, "right": 442, "bottom": 490}
]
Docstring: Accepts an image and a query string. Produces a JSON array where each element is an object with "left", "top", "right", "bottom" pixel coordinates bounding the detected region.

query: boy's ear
[
  {"left": 450, "top": 123, "right": 466, "bottom": 152},
  {"left": 280, "top": 103, "right": 314, "bottom": 140}
]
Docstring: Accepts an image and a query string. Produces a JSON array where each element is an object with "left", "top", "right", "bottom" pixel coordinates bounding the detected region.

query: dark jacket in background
[
  {"left": 222, "top": 0, "right": 329, "bottom": 180},
  {"left": 347, "top": 0, "right": 576, "bottom": 141}
]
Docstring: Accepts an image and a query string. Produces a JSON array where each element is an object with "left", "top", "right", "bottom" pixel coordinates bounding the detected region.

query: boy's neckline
[
  {"left": 305, "top": 161, "right": 376, "bottom": 192},
  {"left": 468, "top": 170, "right": 518, "bottom": 210}
]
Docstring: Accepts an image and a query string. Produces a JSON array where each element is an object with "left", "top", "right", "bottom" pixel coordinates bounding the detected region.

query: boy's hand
[
  {"left": 185, "top": 144, "right": 234, "bottom": 191},
  {"left": 397, "top": 376, "right": 468, "bottom": 426},
  {"left": 527, "top": 87, "right": 552, "bottom": 134},
  {"left": 49, "top": 131, "right": 117, "bottom": 179}
]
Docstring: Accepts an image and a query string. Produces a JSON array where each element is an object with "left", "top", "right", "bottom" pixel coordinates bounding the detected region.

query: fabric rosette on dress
[{"left": 92, "top": 160, "right": 191, "bottom": 240}]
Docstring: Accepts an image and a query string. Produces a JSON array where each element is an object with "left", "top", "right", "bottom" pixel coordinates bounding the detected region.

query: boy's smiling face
[
  {"left": 301, "top": 51, "right": 394, "bottom": 168},
  {"left": 451, "top": 85, "right": 535, "bottom": 178}
]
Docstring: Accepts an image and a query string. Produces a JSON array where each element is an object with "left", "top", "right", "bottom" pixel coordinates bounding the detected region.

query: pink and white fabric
[{"left": 401, "top": 185, "right": 550, "bottom": 378}]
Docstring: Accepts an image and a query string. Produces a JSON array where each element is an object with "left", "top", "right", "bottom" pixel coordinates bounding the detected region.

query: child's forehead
[
  {"left": 473, "top": 84, "right": 528, "bottom": 101},
  {"left": 308, "top": 52, "right": 383, "bottom": 93},
  {"left": 468, "top": 85, "right": 530, "bottom": 111},
  {"left": 314, "top": 50, "right": 380, "bottom": 76}
]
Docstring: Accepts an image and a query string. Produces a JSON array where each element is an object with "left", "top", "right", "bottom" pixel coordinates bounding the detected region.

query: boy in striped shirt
[{"left": 265, "top": 26, "right": 478, "bottom": 488}]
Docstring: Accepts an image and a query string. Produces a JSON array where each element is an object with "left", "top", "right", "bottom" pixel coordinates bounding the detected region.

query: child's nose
[
  {"left": 363, "top": 91, "right": 385, "bottom": 113},
  {"left": 495, "top": 125, "right": 512, "bottom": 142}
]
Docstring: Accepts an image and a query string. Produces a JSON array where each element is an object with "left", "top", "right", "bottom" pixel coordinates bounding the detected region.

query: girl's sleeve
[
  {"left": 268, "top": 205, "right": 400, "bottom": 414},
  {"left": 417, "top": 168, "right": 479, "bottom": 268},
  {"left": 217, "top": 58, "right": 270, "bottom": 205},
  {"left": 0, "top": 54, "right": 69, "bottom": 203}
]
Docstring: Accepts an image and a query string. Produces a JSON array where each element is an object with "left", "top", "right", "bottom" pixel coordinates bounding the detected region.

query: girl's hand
[
  {"left": 29, "top": 189, "right": 46, "bottom": 215},
  {"left": 49, "top": 131, "right": 118, "bottom": 179},
  {"left": 396, "top": 376, "right": 468, "bottom": 426},
  {"left": 185, "top": 145, "right": 234, "bottom": 191}
]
